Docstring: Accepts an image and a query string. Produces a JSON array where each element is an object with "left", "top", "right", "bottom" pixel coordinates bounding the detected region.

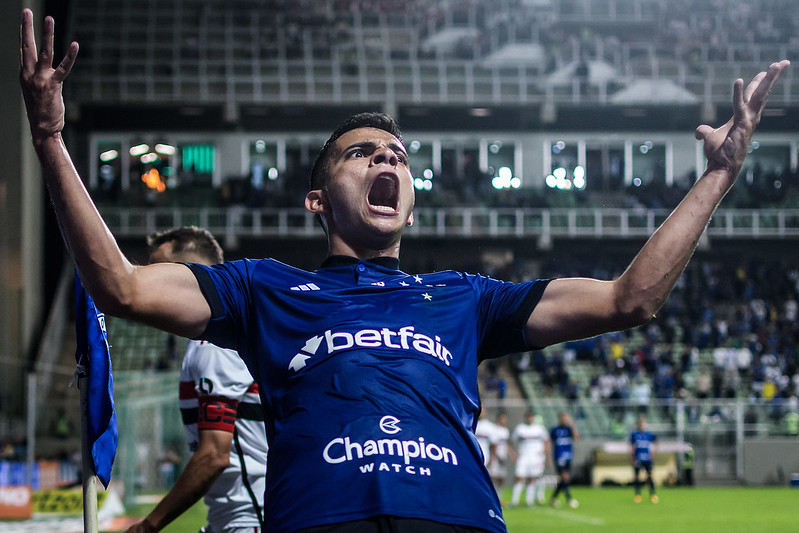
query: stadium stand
[
  {"left": 7, "top": 0, "right": 799, "bottom": 494},
  {"left": 65, "top": 0, "right": 799, "bottom": 108}
]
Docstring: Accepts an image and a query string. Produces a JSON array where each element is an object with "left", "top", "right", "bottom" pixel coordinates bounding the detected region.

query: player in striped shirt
[{"left": 126, "top": 227, "right": 267, "bottom": 533}]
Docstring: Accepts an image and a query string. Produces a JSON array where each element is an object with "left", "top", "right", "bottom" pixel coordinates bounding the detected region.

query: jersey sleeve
[
  {"left": 187, "top": 260, "right": 256, "bottom": 352},
  {"left": 193, "top": 342, "right": 254, "bottom": 433},
  {"left": 465, "top": 274, "right": 551, "bottom": 359}
]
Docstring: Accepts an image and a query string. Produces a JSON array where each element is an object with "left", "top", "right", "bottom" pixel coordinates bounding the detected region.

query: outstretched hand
[
  {"left": 695, "top": 60, "right": 790, "bottom": 176},
  {"left": 19, "top": 9, "right": 79, "bottom": 141}
]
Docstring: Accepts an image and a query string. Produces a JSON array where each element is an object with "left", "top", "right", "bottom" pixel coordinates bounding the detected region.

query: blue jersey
[
  {"left": 550, "top": 425, "right": 575, "bottom": 464},
  {"left": 189, "top": 256, "right": 547, "bottom": 533},
  {"left": 630, "top": 430, "right": 657, "bottom": 462}
]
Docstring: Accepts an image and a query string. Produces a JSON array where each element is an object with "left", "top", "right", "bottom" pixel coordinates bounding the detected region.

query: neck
[{"left": 327, "top": 234, "right": 402, "bottom": 261}]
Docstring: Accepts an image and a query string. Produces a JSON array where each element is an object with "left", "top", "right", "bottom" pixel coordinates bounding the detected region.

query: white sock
[
  {"left": 526, "top": 482, "right": 536, "bottom": 506},
  {"left": 512, "top": 482, "right": 523, "bottom": 505}
]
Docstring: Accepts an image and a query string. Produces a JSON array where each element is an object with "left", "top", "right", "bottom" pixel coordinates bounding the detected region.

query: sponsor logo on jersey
[
  {"left": 321, "top": 416, "right": 459, "bottom": 477},
  {"left": 379, "top": 415, "right": 401, "bottom": 434},
  {"left": 288, "top": 325, "right": 453, "bottom": 372}
]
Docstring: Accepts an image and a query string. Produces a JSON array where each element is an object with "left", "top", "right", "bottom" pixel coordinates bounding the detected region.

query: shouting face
[{"left": 306, "top": 127, "right": 415, "bottom": 256}]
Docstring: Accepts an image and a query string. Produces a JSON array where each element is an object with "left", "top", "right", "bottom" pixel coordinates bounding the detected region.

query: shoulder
[{"left": 188, "top": 341, "right": 250, "bottom": 379}]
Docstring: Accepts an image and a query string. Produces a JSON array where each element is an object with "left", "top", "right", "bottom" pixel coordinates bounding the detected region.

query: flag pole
[{"left": 79, "top": 370, "right": 99, "bottom": 533}]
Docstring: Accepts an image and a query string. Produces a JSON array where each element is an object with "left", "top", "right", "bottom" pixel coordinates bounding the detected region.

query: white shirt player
[
  {"left": 512, "top": 420, "right": 549, "bottom": 478},
  {"left": 475, "top": 417, "right": 498, "bottom": 466},
  {"left": 180, "top": 340, "right": 268, "bottom": 531},
  {"left": 489, "top": 420, "right": 511, "bottom": 478}
]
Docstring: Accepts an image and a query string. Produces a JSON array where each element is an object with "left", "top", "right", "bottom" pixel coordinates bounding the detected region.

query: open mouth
[{"left": 367, "top": 173, "right": 399, "bottom": 212}]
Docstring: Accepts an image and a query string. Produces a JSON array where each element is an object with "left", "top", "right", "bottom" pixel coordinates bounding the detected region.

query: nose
[{"left": 371, "top": 145, "right": 398, "bottom": 167}]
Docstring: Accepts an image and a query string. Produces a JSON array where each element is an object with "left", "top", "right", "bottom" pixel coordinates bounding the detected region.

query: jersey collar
[{"left": 321, "top": 255, "right": 400, "bottom": 271}]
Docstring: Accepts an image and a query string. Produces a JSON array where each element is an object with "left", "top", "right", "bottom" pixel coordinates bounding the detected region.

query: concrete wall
[{"left": 742, "top": 439, "right": 799, "bottom": 485}]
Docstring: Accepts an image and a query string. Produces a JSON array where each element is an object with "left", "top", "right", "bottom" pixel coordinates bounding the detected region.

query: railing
[
  {"left": 100, "top": 206, "right": 799, "bottom": 244},
  {"left": 66, "top": 0, "right": 799, "bottom": 108}
]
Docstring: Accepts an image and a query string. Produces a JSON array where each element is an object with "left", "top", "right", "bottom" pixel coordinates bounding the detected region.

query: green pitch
[
  {"left": 500, "top": 486, "right": 796, "bottom": 532},
  {"left": 117, "top": 487, "right": 798, "bottom": 533}
]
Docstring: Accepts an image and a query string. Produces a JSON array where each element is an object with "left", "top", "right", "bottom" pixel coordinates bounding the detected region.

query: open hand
[
  {"left": 19, "top": 9, "right": 79, "bottom": 141},
  {"left": 695, "top": 60, "right": 789, "bottom": 176}
]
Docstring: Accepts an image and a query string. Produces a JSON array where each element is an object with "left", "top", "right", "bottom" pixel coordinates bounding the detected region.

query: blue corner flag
[{"left": 75, "top": 272, "right": 118, "bottom": 488}]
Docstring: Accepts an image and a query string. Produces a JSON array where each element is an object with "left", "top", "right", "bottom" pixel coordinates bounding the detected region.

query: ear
[
  {"left": 406, "top": 210, "right": 414, "bottom": 227},
  {"left": 305, "top": 189, "right": 325, "bottom": 215}
]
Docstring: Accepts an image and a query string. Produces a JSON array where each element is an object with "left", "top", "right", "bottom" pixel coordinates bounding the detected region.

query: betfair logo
[{"left": 288, "top": 325, "right": 453, "bottom": 373}]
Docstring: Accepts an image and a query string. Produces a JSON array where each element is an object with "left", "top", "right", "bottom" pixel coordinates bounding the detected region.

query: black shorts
[
  {"left": 634, "top": 460, "right": 654, "bottom": 474},
  {"left": 297, "top": 516, "right": 493, "bottom": 533}
]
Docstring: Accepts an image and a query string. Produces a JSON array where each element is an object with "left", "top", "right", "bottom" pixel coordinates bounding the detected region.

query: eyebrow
[{"left": 340, "top": 140, "right": 408, "bottom": 159}]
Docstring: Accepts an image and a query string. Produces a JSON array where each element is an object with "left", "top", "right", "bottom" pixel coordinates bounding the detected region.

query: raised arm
[
  {"left": 19, "top": 9, "right": 210, "bottom": 337},
  {"left": 526, "top": 60, "right": 790, "bottom": 348}
]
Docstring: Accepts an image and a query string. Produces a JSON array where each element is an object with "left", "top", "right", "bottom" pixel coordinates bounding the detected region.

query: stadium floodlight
[
  {"left": 155, "top": 143, "right": 177, "bottom": 155},
  {"left": 140, "top": 153, "right": 159, "bottom": 164},
  {"left": 99, "top": 150, "right": 118, "bottom": 162},
  {"left": 129, "top": 143, "right": 149, "bottom": 157}
]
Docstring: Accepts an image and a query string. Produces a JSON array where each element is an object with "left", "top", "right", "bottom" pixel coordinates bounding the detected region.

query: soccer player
[
  {"left": 510, "top": 409, "right": 549, "bottom": 507},
  {"left": 630, "top": 415, "right": 658, "bottom": 504},
  {"left": 489, "top": 413, "right": 512, "bottom": 498},
  {"left": 126, "top": 227, "right": 267, "bottom": 533},
  {"left": 549, "top": 412, "right": 580, "bottom": 508},
  {"left": 19, "top": 8, "right": 789, "bottom": 532},
  {"left": 475, "top": 409, "right": 498, "bottom": 471}
]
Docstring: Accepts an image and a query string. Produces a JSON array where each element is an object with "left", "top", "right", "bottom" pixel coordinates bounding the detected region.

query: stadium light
[
  {"left": 155, "top": 143, "right": 177, "bottom": 155},
  {"left": 129, "top": 144, "right": 149, "bottom": 157},
  {"left": 99, "top": 150, "right": 118, "bottom": 162},
  {"left": 140, "top": 153, "right": 159, "bottom": 164}
]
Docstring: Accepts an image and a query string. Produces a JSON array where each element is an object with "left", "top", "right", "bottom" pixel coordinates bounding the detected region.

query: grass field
[{"left": 120, "top": 487, "right": 797, "bottom": 533}]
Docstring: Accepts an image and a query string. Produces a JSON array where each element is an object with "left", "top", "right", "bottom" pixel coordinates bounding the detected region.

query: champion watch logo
[{"left": 379, "top": 415, "right": 401, "bottom": 434}]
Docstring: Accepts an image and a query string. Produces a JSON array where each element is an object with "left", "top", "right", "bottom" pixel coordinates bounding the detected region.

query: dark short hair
[
  {"left": 146, "top": 226, "right": 224, "bottom": 264},
  {"left": 309, "top": 112, "right": 403, "bottom": 190}
]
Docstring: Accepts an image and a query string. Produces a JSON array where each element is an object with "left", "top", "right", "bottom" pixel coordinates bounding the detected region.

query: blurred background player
[
  {"left": 489, "top": 412, "right": 512, "bottom": 500},
  {"left": 126, "top": 226, "right": 267, "bottom": 533},
  {"left": 630, "top": 415, "right": 658, "bottom": 503},
  {"left": 475, "top": 409, "right": 498, "bottom": 476},
  {"left": 549, "top": 412, "right": 579, "bottom": 508},
  {"left": 510, "top": 409, "right": 549, "bottom": 507}
]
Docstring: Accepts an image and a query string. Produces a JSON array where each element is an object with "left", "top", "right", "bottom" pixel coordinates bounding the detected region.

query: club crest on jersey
[{"left": 287, "top": 325, "right": 453, "bottom": 373}]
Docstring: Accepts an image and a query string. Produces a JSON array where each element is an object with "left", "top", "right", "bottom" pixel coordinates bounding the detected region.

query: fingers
[
  {"left": 19, "top": 10, "right": 79, "bottom": 82},
  {"left": 694, "top": 122, "right": 730, "bottom": 141},
  {"left": 733, "top": 77, "right": 744, "bottom": 111},
  {"left": 745, "top": 59, "right": 790, "bottom": 110},
  {"left": 19, "top": 8, "right": 38, "bottom": 77},
  {"left": 742, "top": 72, "right": 765, "bottom": 102},
  {"left": 53, "top": 42, "right": 79, "bottom": 82},
  {"left": 40, "top": 16, "right": 55, "bottom": 71},
  {"left": 694, "top": 124, "right": 712, "bottom": 141}
]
